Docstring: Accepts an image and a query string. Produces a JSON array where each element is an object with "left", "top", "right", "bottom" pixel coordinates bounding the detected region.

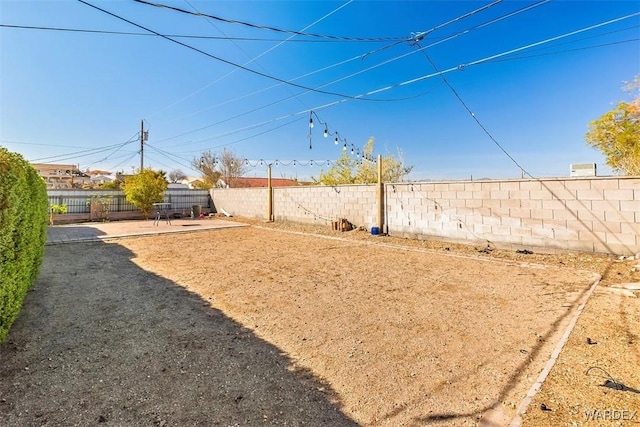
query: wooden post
[
  {"left": 377, "top": 154, "right": 384, "bottom": 232},
  {"left": 267, "top": 164, "right": 273, "bottom": 222}
]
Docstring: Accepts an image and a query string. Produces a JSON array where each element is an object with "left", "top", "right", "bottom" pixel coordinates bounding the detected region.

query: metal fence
[{"left": 47, "top": 189, "right": 211, "bottom": 214}]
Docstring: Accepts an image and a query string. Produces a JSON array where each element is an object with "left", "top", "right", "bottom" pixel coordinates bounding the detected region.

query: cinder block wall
[
  {"left": 211, "top": 177, "right": 640, "bottom": 255},
  {"left": 212, "top": 185, "right": 377, "bottom": 226}
]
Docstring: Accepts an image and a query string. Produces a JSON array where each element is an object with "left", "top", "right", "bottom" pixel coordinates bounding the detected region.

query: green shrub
[
  {"left": 50, "top": 203, "right": 67, "bottom": 214},
  {"left": 0, "top": 148, "right": 48, "bottom": 343}
]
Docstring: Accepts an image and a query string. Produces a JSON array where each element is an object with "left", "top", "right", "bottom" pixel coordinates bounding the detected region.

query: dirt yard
[{"left": 1, "top": 219, "right": 638, "bottom": 426}]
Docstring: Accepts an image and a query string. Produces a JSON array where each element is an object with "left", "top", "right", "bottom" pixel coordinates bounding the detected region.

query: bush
[
  {"left": 0, "top": 148, "right": 48, "bottom": 343},
  {"left": 121, "top": 168, "right": 168, "bottom": 219}
]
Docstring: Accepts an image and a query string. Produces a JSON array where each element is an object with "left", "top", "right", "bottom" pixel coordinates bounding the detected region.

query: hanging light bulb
[
  {"left": 275, "top": 160, "right": 279, "bottom": 166},
  {"left": 260, "top": 160, "right": 264, "bottom": 166},
  {"left": 309, "top": 116, "right": 314, "bottom": 129},
  {"left": 334, "top": 137, "right": 338, "bottom": 145},
  {"left": 351, "top": 147, "right": 354, "bottom": 155},
  {"left": 311, "top": 160, "right": 314, "bottom": 167},
  {"left": 244, "top": 159, "right": 248, "bottom": 165},
  {"left": 293, "top": 160, "right": 296, "bottom": 167},
  {"left": 343, "top": 143, "right": 347, "bottom": 151},
  {"left": 323, "top": 126, "right": 328, "bottom": 138}
]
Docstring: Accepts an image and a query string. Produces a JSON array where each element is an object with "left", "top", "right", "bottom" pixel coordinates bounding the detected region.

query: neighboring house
[
  {"left": 32, "top": 163, "right": 90, "bottom": 189},
  {"left": 180, "top": 177, "right": 205, "bottom": 189},
  {"left": 89, "top": 174, "right": 115, "bottom": 185}
]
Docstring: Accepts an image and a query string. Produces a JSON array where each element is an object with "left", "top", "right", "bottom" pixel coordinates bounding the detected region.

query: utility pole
[{"left": 140, "top": 120, "right": 145, "bottom": 171}]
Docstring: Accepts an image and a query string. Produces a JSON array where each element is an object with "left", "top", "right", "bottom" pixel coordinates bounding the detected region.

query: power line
[
  {"left": 144, "top": 0, "right": 353, "bottom": 122},
  {"left": 487, "top": 37, "right": 640, "bottom": 63},
  {"left": 78, "top": 0, "right": 395, "bottom": 102},
  {"left": 30, "top": 139, "right": 137, "bottom": 163},
  {"left": 417, "top": 45, "right": 530, "bottom": 177},
  {"left": 132, "top": 0, "right": 403, "bottom": 42},
  {"left": 0, "top": 139, "right": 101, "bottom": 149},
  {"left": 454, "top": 11, "right": 640, "bottom": 69},
  {"left": 0, "top": 23, "right": 364, "bottom": 42},
  {"left": 147, "top": 0, "right": 550, "bottom": 135},
  {"left": 152, "top": 11, "right": 637, "bottom": 151}
]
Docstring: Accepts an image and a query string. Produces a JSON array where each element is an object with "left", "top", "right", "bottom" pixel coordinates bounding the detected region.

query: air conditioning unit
[{"left": 570, "top": 163, "right": 597, "bottom": 177}]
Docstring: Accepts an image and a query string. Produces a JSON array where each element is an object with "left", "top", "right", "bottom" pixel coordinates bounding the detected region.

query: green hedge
[{"left": 0, "top": 148, "right": 48, "bottom": 343}]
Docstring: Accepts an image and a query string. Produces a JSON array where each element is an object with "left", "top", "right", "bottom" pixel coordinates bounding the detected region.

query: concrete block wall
[
  {"left": 212, "top": 185, "right": 377, "bottom": 227},
  {"left": 211, "top": 177, "right": 640, "bottom": 255},
  {"left": 211, "top": 187, "right": 269, "bottom": 219},
  {"left": 273, "top": 185, "right": 377, "bottom": 226},
  {"left": 386, "top": 177, "right": 640, "bottom": 255}
]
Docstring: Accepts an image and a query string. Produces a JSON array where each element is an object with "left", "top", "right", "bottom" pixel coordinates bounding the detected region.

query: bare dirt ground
[{"left": 1, "top": 217, "right": 638, "bottom": 426}]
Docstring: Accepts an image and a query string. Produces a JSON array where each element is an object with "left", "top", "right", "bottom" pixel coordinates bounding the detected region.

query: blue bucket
[{"left": 371, "top": 227, "right": 380, "bottom": 235}]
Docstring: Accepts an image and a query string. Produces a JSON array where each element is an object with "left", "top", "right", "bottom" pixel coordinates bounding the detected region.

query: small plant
[
  {"left": 50, "top": 203, "right": 67, "bottom": 214},
  {"left": 49, "top": 204, "right": 67, "bottom": 225}
]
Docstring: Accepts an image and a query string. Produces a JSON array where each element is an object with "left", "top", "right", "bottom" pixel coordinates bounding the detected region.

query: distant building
[
  {"left": 32, "top": 163, "right": 90, "bottom": 189},
  {"left": 180, "top": 177, "right": 206, "bottom": 189},
  {"left": 89, "top": 175, "right": 115, "bottom": 185}
]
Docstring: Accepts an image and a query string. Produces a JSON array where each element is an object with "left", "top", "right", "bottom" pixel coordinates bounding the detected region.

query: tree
[
  {"left": 191, "top": 148, "right": 247, "bottom": 188},
  {"left": 191, "top": 151, "right": 221, "bottom": 189},
  {"left": 121, "top": 168, "right": 168, "bottom": 219},
  {"left": 154, "top": 170, "right": 168, "bottom": 182},
  {"left": 101, "top": 181, "right": 120, "bottom": 190},
  {"left": 217, "top": 148, "right": 249, "bottom": 188},
  {"left": 586, "top": 75, "right": 640, "bottom": 175},
  {"left": 316, "top": 137, "right": 413, "bottom": 185},
  {"left": 169, "top": 169, "right": 187, "bottom": 183}
]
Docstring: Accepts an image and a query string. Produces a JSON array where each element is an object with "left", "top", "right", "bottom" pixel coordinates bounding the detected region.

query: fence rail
[{"left": 47, "top": 189, "right": 211, "bottom": 215}]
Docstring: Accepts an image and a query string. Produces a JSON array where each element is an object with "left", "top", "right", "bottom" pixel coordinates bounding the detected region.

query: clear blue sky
[{"left": 1, "top": 0, "right": 639, "bottom": 181}]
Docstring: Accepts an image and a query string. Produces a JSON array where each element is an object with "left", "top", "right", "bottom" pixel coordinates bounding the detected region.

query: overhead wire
[
  {"left": 57, "top": 2, "right": 639, "bottom": 175},
  {"left": 0, "top": 23, "right": 364, "bottom": 42},
  {"left": 488, "top": 37, "right": 640, "bottom": 63},
  {"left": 149, "top": 0, "right": 549, "bottom": 144},
  {"left": 415, "top": 44, "right": 531, "bottom": 177},
  {"left": 145, "top": 0, "right": 353, "bottom": 123},
  {"left": 152, "top": 9, "right": 637, "bottom": 151},
  {"left": 132, "top": 0, "right": 403, "bottom": 42},
  {"left": 78, "top": 0, "right": 392, "bottom": 102},
  {"left": 30, "top": 138, "right": 138, "bottom": 163},
  {"left": 105, "top": 151, "right": 141, "bottom": 172}
]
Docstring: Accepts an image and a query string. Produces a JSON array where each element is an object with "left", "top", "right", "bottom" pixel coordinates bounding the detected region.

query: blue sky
[{"left": 1, "top": 0, "right": 639, "bottom": 181}]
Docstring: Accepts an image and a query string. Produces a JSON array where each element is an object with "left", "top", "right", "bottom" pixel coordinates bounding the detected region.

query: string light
[{"left": 307, "top": 111, "right": 374, "bottom": 163}]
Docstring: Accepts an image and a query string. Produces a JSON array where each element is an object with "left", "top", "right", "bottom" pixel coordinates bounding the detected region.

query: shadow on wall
[{"left": 0, "top": 241, "right": 357, "bottom": 426}]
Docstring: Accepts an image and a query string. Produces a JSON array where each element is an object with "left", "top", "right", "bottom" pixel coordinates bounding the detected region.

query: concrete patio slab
[{"left": 46, "top": 218, "right": 248, "bottom": 244}]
